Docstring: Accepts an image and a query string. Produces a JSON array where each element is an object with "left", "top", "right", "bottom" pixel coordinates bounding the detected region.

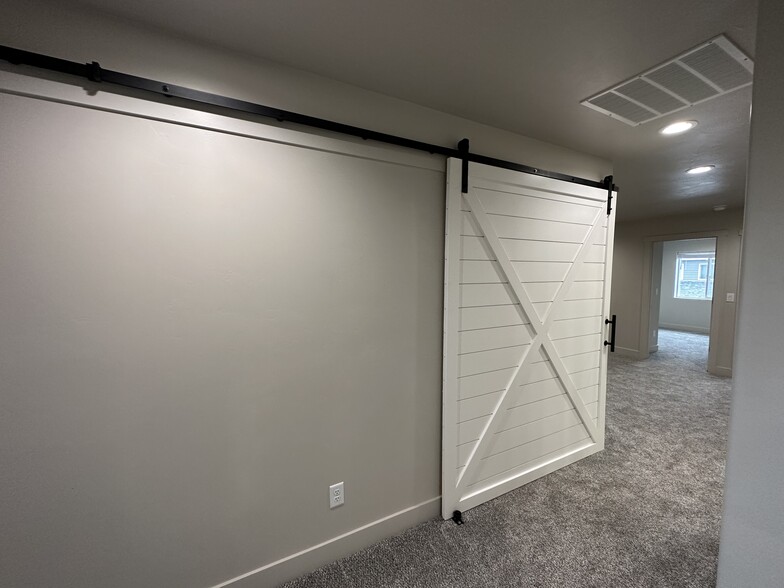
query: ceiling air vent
[{"left": 581, "top": 35, "right": 753, "bottom": 126}]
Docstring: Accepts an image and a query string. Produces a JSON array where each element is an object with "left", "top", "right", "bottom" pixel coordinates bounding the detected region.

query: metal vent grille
[
  {"left": 680, "top": 42, "right": 753, "bottom": 90},
  {"left": 588, "top": 92, "right": 654, "bottom": 124},
  {"left": 581, "top": 35, "right": 753, "bottom": 126}
]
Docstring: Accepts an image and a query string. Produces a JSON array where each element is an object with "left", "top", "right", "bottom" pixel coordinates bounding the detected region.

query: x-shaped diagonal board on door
[{"left": 455, "top": 189, "right": 604, "bottom": 494}]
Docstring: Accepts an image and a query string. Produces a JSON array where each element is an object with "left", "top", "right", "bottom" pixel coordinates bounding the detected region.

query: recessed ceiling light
[
  {"left": 687, "top": 165, "right": 715, "bottom": 174},
  {"left": 713, "top": 204, "right": 728, "bottom": 211},
  {"left": 660, "top": 120, "right": 698, "bottom": 135}
]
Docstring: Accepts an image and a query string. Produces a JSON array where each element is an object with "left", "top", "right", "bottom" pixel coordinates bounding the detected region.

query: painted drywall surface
[
  {"left": 648, "top": 242, "right": 663, "bottom": 351},
  {"left": 0, "top": 2, "right": 612, "bottom": 587},
  {"left": 2, "top": 0, "right": 610, "bottom": 184},
  {"left": 610, "top": 208, "right": 742, "bottom": 374},
  {"left": 658, "top": 239, "right": 715, "bottom": 334},
  {"left": 718, "top": 0, "right": 784, "bottom": 584},
  {"left": 0, "top": 88, "right": 446, "bottom": 588}
]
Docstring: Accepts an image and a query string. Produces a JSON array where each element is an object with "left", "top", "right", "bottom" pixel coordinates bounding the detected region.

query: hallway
[{"left": 286, "top": 330, "right": 731, "bottom": 587}]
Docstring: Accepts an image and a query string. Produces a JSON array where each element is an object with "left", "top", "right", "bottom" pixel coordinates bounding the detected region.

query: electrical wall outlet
[
  {"left": 329, "top": 482, "right": 344, "bottom": 509},
  {"left": 726, "top": 292, "right": 736, "bottom": 302}
]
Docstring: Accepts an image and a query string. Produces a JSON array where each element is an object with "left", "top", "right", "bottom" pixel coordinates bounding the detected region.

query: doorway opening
[{"left": 648, "top": 237, "right": 717, "bottom": 371}]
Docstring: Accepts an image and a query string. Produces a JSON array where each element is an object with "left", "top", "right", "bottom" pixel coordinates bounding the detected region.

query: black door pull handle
[{"left": 604, "top": 315, "right": 617, "bottom": 352}]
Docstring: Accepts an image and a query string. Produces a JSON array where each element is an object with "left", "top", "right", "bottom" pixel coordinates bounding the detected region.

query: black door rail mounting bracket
[
  {"left": 458, "top": 138, "right": 470, "bottom": 194},
  {"left": 604, "top": 175, "right": 618, "bottom": 215}
]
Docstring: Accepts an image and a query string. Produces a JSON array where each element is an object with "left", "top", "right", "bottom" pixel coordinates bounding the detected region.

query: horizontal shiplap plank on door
[
  {"left": 572, "top": 263, "right": 605, "bottom": 282},
  {"left": 461, "top": 212, "right": 607, "bottom": 244},
  {"left": 585, "top": 244, "right": 606, "bottom": 263},
  {"left": 578, "top": 385, "right": 599, "bottom": 405},
  {"left": 551, "top": 333, "right": 602, "bottom": 358},
  {"left": 507, "top": 241, "right": 602, "bottom": 264},
  {"left": 458, "top": 343, "right": 604, "bottom": 376},
  {"left": 560, "top": 350, "right": 601, "bottom": 374},
  {"left": 460, "top": 284, "right": 516, "bottom": 307},
  {"left": 461, "top": 236, "right": 605, "bottom": 264},
  {"left": 458, "top": 390, "right": 503, "bottom": 422},
  {"left": 458, "top": 354, "right": 599, "bottom": 404},
  {"left": 458, "top": 344, "right": 528, "bottom": 377},
  {"left": 463, "top": 189, "right": 601, "bottom": 225},
  {"left": 512, "top": 377, "right": 564, "bottom": 408},
  {"left": 459, "top": 381, "right": 569, "bottom": 431},
  {"left": 458, "top": 357, "right": 559, "bottom": 406},
  {"left": 460, "top": 260, "right": 507, "bottom": 284},
  {"left": 521, "top": 282, "right": 561, "bottom": 304},
  {"left": 470, "top": 175, "right": 608, "bottom": 206},
  {"left": 501, "top": 240, "right": 605, "bottom": 262},
  {"left": 465, "top": 437, "right": 594, "bottom": 493},
  {"left": 586, "top": 400, "right": 599, "bottom": 427},
  {"left": 468, "top": 424, "right": 591, "bottom": 487},
  {"left": 460, "top": 260, "right": 606, "bottom": 285},
  {"left": 459, "top": 281, "right": 603, "bottom": 312},
  {"left": 458, "top": 414, "right": 492, "bottom": 446},
  {"left": 527, "top": 360, "right": 559, "bottom": 384},
  {"left": 457, "top": 379, "right": 599, "bottom": 448},
  {"left": 520, "top": 261, "right": 605, "bottom": 284},
  {"left": 460, "top": 236, "right": 496, "bottom": 261},
  {"left": 459, "top": 324, "right": 533, "bottom": 355},
  {"left": 497, "top": 393, "right": 577, "bottom": 434},
  {"left": 564, "top": 280, "right": 604, "bottom": 301},
  {"left": 458, "top": 367, "right": 517, "bottom": 401},
  {"left": 459, "top": 407, "right": 583, "bottom": 467},
  {"left": 458, "top": 352, "right": 593, "bottom": 418},
  {"left": 549, "top": 298, "right": 603, "bottom": 321},
  {"left": 459, "top": 305, "right": 527, "bottom": 331},
  {"left": 458, "top": 384, "right": 599, "bottom": 433},
  {"left": 489, "top": 215, "right": 591, "bottom": 243},
  {"left": 550, "top": 316, "right": 603, "bottom": 340},
  {"left": 460, "top": 376, "right": 559, "bottom": 426},
  {"left": 571, "top": 367, "right": 600, "bottom": 390},
  {"left": 512, "top": 261, "right": 571, "bottom": 283}
]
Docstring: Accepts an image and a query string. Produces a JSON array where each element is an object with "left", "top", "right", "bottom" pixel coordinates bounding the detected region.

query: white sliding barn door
[{"left": 442, "top": 159, "right": 616, "bottom": 518}]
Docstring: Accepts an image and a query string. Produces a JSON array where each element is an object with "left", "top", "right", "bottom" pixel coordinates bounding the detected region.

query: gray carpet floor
[{"left": 284, "top": 330, "right": 731, "bottom": 588}]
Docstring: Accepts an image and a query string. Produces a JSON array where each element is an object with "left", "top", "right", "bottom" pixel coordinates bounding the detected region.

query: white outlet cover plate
[{"left": 329, "top": 482, "right": 344, "bottom": 509}]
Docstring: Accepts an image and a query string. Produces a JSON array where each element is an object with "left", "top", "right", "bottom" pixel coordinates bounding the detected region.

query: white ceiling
[{"left": 68, "top": 0, "right": 757, "bottom": 220}]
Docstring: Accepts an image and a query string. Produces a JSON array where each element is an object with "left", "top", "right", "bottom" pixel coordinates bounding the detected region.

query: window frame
[{"left": 674, "top": 251, "right": 716, "bottom": 300}]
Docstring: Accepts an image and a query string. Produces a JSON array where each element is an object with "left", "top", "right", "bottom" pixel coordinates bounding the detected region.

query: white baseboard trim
[
  {"left": 211, "top": 496, "right": 441, "bottom": 588},
  {"left": 659, "top": 323, "right": 710, "bottom": 335},
  {"left": 615, "top": 346, "right": 646, "bottom": 359},
  {"left": 711, "top": 365, "right": 733, "bottom": 378}
]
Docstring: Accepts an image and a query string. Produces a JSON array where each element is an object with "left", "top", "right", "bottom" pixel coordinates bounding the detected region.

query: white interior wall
[
  {"left": 3, "top": 0, "right": 608, "bottom": 182},
  {"left": 0, "top": 85, "right": 448, "bottom": 588},
  {"left": 0, "top": 2, "right": 611, "bottom": 587},
  {"left": 658, "top": 238, "right": 716, "bottom": 334},
  {"left": 718, "top": 0, "right": 784, "bottom": 583}
]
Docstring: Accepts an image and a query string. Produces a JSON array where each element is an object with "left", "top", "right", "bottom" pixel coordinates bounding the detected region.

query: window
[{"left": 675, "top": 252, "right": 715, "bottom": 300}]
